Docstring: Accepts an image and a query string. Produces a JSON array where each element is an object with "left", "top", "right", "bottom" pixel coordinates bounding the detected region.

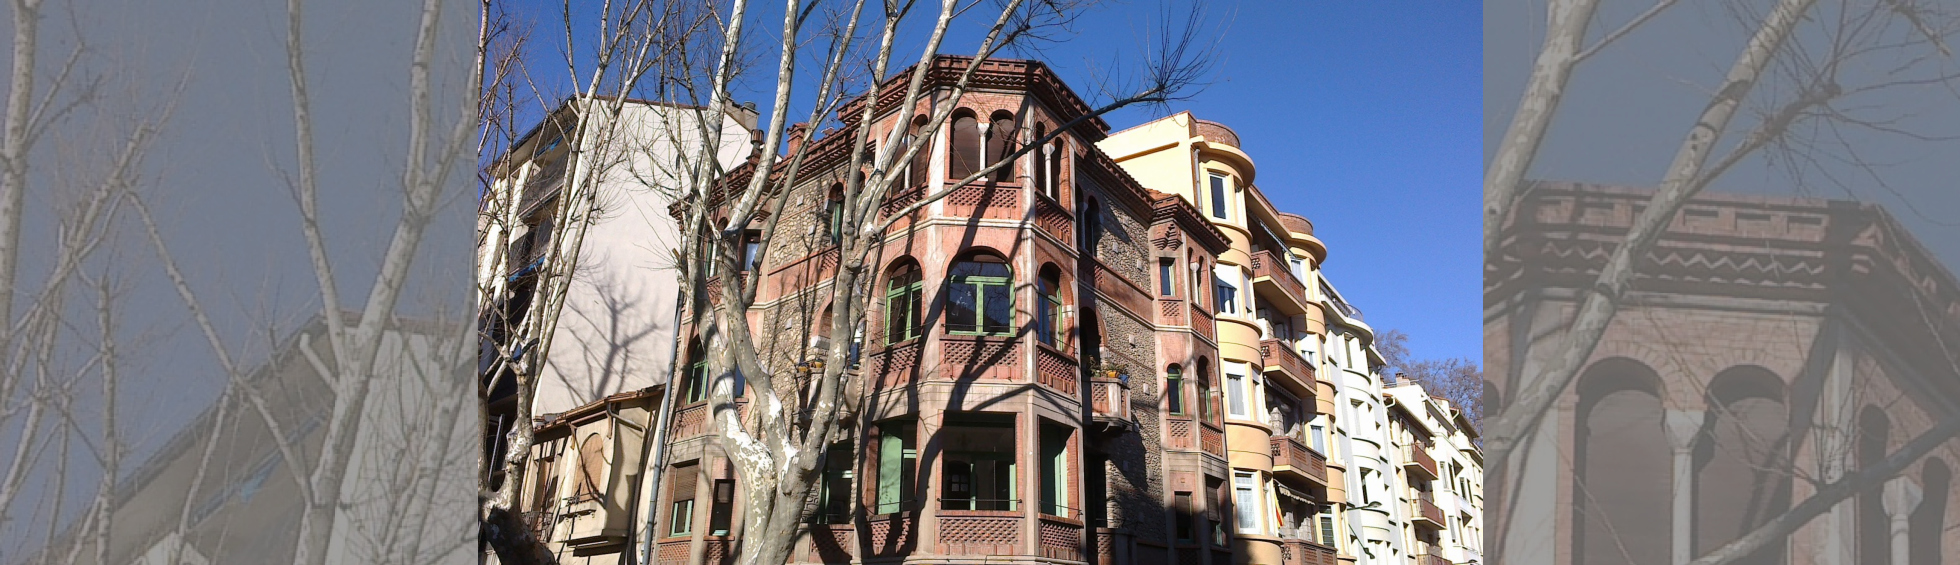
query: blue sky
[
  {"left": 507, "top": 0, "right": 1485, "bottom": 364},
  {"left": 1009, "top": 2, "right": 1483, "bottom": 364}
]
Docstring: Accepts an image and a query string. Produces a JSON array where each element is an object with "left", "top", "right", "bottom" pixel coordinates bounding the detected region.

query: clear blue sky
[
  {"left": 509, "top": 0, "right": 1485, "bottom": 364},
  {"left": 1027, "top": 2, "right": 1483, "bottom": 364}
]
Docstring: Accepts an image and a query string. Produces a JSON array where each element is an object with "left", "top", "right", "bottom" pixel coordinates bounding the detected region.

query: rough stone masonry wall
[{"left": 1087, "top": 179, "right": 1168, "bottom": 543}]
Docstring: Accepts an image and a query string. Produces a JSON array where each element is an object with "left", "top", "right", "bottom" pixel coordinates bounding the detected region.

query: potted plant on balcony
[{"left": 1096, "top": 359, "right": 1127, "bottom": 380}]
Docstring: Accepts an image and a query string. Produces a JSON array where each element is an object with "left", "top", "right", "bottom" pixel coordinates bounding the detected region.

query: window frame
[
  {"left": 1208, "top": 172, "right": 1231, "bottom": 220},
  {"left": 1226, "top": 364, "right": 1251, "bottom": 419},
  {"left": 1166, "top": 365, "right": 1185, "bottom": 415},
  {"left": 1036, "top": 268, "right": 1062, "bottom": 347},
  {"left": 1159, "top": 259, "right": 1176, "bottom": 297},
  {"left": 1233, "top": 471, "right": 1264, "bottom": 534},
  {"left": 874, "top": 420, "right": 918, "bottom": 515},
  {"left": 885, "top": 264, "right": 924, "bottom": 344},
  {"left": 946, "top": 257, "right": 1015, "bottom": 336}
]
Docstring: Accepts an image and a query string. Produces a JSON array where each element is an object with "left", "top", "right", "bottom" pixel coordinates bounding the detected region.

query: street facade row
[{"left": 477, "top": 56, "right": 1482, "bottom": 565}]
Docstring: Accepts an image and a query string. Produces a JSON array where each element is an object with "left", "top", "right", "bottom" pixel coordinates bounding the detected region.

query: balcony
[
  {"left": 1280, "top": 538, "right": 1338, "bottom": 565},
  {"left": 1259, "top": 339, "right": 1316, "bottom": 393},
  {"left": 1038, "top": 513, "right": 1086, "bottom": 561},
  {"left": 1410, "top": 492, "right": 1445, "bottom": 530},
  {"left": 1402, "top": 442, "right": 1440, "bottom": 480},
  {"left": 1250, "top": 250, "right": 1310, "bottom": 315},
  {"left": 1166, "top": 416, "right": 1196, "bottom": 450},
  {"left": 1412, "top": 542, "right": 1451, "bottom": 565},
  {"left": 1269, "top": 435, "right": 1327, "bottom": 487},
  {"left": 1089, "top": 376, "right": 1133, "bottom": 432},
  {"left": 1036, "top": 344, "right": 1080, "bottom": 395},
  {"left": 1158, "top": 297, "right": 1187, "bottom": 326},
  {"left": 517, "top": 158, "right": 567, "bottom": 216},
  {"left": 1034, "top": 194, "right": 1073, "bottom": 245},
  {"left": 944, "top": 182, "right": 1022, "bottom": 220},
  {"left": 1195, "top": 119, "right": 1241, "bottom": 148},
  {"left": 939, "top": 335, "right": 1024, "bottom": 382},
  {"left": 1191, "top": 305, "right": 1217, "bottom": 343},
  {"left": 1200, "top": 423, "right": 1225, "bottom": 458},
  {"left": 935, "top": 512, "right": 1021, "bottom": 556}
]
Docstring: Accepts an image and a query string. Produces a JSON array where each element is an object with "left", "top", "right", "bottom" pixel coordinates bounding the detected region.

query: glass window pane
[
  {"left": 1167, "top": 373, "right": 1184, "bottom": 414},
  {"left": 1210, "top": 174, "right": 1229, "bottom": 219},
  {"left": 947, "top": 281, "right": 978, "bottom": 333},
  {"left": 1227, "top": 371, "right": 1248, "bottom": 417},
  {"left": 1234, "top": 473, "right": 1260, "bottom": 532},
  {"left": 983, "top": 282, "right": 1012, "bottom": 334}
]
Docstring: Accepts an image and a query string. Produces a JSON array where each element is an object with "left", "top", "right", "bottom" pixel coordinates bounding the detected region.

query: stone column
[
  {"left": 1663, "top": 409, "right": 1704, "bottom": 565},
  {"left": 1883, "top": 477, "right": 1923, "bottom": 565}
]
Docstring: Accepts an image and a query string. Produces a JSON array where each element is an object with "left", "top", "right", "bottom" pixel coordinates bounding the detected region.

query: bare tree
[
  {"left": 477, "top": 1, "right": 1219, "bottom": 564},
  {"left": 1485, "top": 0, "right": 1960, "bottom": 563},
  {"left": 1377, "top": 329, "right": 1482, "bottom": 430}
]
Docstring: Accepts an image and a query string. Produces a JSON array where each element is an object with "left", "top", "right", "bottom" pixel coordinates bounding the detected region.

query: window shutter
[{"left": 576, "top": 435, "right": 606, "bottom": 499}]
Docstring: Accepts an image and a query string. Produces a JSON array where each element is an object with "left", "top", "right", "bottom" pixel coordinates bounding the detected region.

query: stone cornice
[
  {"left": 839, "top": 55, "right": 1110, "bottom": 141},
  {"left": 1490, "top": 181, "right": 1960, "bottom": 381},
  {"left": 1151, "top": 192, "right": 1230, "bottom": 253}
]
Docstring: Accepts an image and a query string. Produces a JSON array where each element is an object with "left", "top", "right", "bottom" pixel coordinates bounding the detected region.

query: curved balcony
[
  {"left": 1280, "top": 538, "right": 1338, "bottom": 565},
  {"left": 1195, "top": 119, "right": 1241, "bottom": 148},
  {"left": 1277, "top": 212, "right": 1314, "bottom": 237},
  {"left": 1259, "top": 339, "right": 1316, "bottom": 395},
  {"left": 1270, "top": 435, "right": 1327, "bottom": 488},
  {"left": 1250, "top": 250, "right": 1310, "bottom": 315}
]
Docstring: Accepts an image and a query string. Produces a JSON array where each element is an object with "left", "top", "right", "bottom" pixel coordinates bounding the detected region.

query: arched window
[
  {"left": 1082, "top": 197, "right": 1102, "bottom": 254},
  {"left": 825, "top": 184, "right": 846, "bottom": 243},
  {"left": 906, "top": 116, "right": 930, "bottom": 188},
  {"left": 1574, "top": 359, "right": 1668, "bottom": 565},
  {"left": 1037, "top": 264, "right": 1063, "bottom": 346},
  {"left": 1196, "top": 357, "right": 1217, "bottom": 426},
  {"left": 1860, "top": 407, "right": 1893, "bottom": 565},
  {"left": 1695, "top": 367, "right": 1788, "bottom": 565},
  {"left": 1033, "top": 124, "right": 1051, "bottom": 198},
  {"left": 1166, "top": 364, "right": 1185, "bottom": 415},
  {"left": 885, "top": 260, "right": 923, "bottom": 344},
  {"left": 947, "top": 252, "right": 1013, "bottom": 336},
  {"left": 1913, "top": 459, "right": 1949, "bottom": 565},
  {"left": 987, "top": 111, "right": 1018, "bottom": 181},
  {"left": 575, "top": 434, "right": 606, "bottom": 501},
  {"left": 1046, "top": 138, "right": 1065, "bottom": 200},
  {"left": 949, "top": 111, "right": 981, "bottom": 180},
  {"left": 683, "top": 339, "right": 708, "bottom": 404}
]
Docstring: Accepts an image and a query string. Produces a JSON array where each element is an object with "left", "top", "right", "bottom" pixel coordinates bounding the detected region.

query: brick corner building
[{"left": 482, "top": 56, "right": 1482, "bottom": 565}]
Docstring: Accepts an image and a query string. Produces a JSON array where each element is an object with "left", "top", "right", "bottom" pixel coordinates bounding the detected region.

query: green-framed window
[
  {"left": 875, "top": 421, "right": 917, "bottom": 514},
  {"left": 885, "top": 264, "right": 924, "bottom": 344},
  {"left": 816, "top": 443, "right": 854, "bottom": 523},
  {"left": 948, "top": 257, "right": 1013, "bottom": 336},
  {"left": 1167, "top": 365, "right": 1185, "bottom": 415},
  {"left": 1036, "top": 267, "right": 1062, "bottom": 346},
  {"left": 684, "top": 353, "right": 708, "bottom": 404}
]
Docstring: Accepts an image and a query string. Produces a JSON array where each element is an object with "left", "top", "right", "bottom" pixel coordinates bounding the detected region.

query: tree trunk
[{"left": 483, "top": 506, "right": 561, "bottom": 565}]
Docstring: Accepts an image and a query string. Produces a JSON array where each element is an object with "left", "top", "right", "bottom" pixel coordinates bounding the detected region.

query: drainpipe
[{"left": 638, "top": 287, "right": 687, "bottom": 565}]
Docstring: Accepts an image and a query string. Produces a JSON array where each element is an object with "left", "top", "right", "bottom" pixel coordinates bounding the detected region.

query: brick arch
[
  {"left": 1574, "top": 356, "right": 1670, "bottom": 565},
  {"left": 1695, "top": 365, "right": 1790, "bottom": 565},
  {"left": 1585, "top": 339, "right": 1694, "bottom": 409}
]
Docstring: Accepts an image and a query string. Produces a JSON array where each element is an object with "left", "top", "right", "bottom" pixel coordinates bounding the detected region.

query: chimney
[{"left": 786, "top": 122, "right": 810, "bottom": 155}]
